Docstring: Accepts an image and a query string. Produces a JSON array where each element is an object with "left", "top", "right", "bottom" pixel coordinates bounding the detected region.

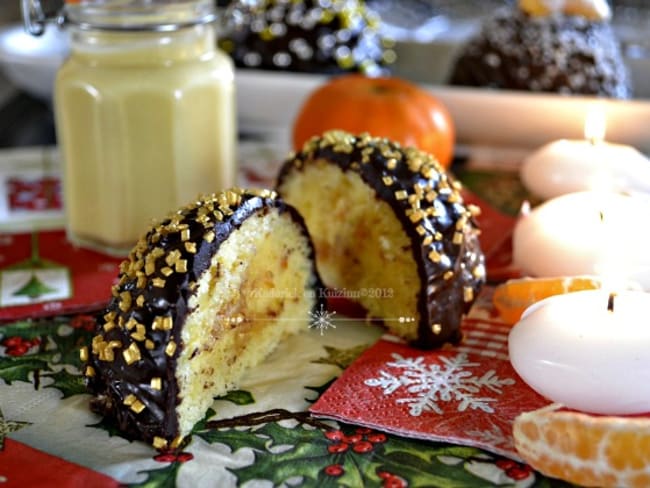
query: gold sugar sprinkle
[
  {"left": 145, "top": 261, "right": 156, "bottom": 276},
  {"left": 422, "top": 235, "right": 433, "bottom": 246},
  {"left": 85, "top": 365, "right": 95, "bottom": 377},
  {"left": 150, "top": 377, "right": 162, "bottom": 390},
  {"left": 79, "top": 346, "right": 88, "bottom": 362},
  {"left": 152, "top": 316, "right": 173, "bottom": 331},
  {"left": 165, "top": 250, "right": 181, "bottom": 266},
  {"left": 428, "top": 250, "right": 442, "bottom": 263},
  {"left": 119, "top": 291, "right": 132, "bottom": 312},
  {"left": 136, "top": 273, "right": 147, "bottom": 289},
  {"left": 165, "top": 341, "right": 177, "bottom": 357},
  {"left": 184, "top": 242, "right": 197, "bottom": 254},
  {"left": 130, "top": 399, "right": 146, "bottom": 414},
  {"left": 425, "top": 191, "right": 437, "bottom": 202},
  {"left": 153, "top": 437, "right": 168, "bottom": 449},
  {"left": 176, "top": 259, "right": 188, "bottom": 273},
  {"left": 170, "top": 435, "right": 183, "bottom": 449},
  {"left": 415, "top": 225, "right": 426, "bottom": 236},
  {"left": 394, "top": 190, "right": 408, "bottom": 201},
  {"left": 180, "top": 228, "right": 190, "bottom": 241},
  {"left": 443, "top": 271, "right": 454, "bottom": 280},
  {"left": 473, "top": 266, "right": 485, "bottom": 279},
  {"left": 131, "top": 323, "right": 146, "bottom": 342},
  {"left": 386, "top": 158, "right": 397, "bottom": 170},
  {"left": 145, "top": 339, "right": 155, "bottom": 350},
  {"left": 432, "top": 323, "right": 442, "bottom": 335},
  {"left": 125, "top": 318, "right": 138, "bottom": 330},
  {"left": 152, "top": 277, "right": 166, "bottom": 288},
  {"left": 453, "top": 232, "right": 464, "bottom": 245},
  {"left": 161, "top": 267, "right": 173, "bottom": 277},
  {"left": 103, "top": 321, "right": 116, "bottom": 332},
  {"left": 103, "top": 311, "right": 116, "bottom": 323},
  {"left": 464, "top": 287, "right": 475, "bottom": 303},
  {"left": 382, "top": 176, "right": 393, "bottom": 186},
  {"left": 123, "top": 343, "right": 142, "bottom": 365},
  {"left": 204, "top": 231, "right": 215, "bottom": 243},
  {"left": 123, "top": 394, "right": 136, "bottom": 406},
  {"left": 408, "top": 210, "right": 424, "bottom": 223}
]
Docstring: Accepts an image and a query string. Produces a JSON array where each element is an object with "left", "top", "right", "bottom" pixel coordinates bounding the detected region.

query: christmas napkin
[{"left": 310, "top": 293, "right": 549, "bottom": 460}]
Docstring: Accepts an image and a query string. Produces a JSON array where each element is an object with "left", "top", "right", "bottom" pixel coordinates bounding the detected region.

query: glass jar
[{"left": 26, "top": 0, "right": 236, "bottom": 256}]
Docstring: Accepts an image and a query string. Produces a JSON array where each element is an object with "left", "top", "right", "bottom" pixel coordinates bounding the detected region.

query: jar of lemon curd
[{"left": 23, "top": 0, "right": 236, "bottom": 255}]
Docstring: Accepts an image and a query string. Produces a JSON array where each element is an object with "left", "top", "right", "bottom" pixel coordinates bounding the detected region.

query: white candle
[
  {"left": 509, "top": 290, "right": 650, "bottom": 415},
  {"left": 512, "top": 191, "right": 650, "bottom": 290},
  {"left": 520, "top": 109, "right": 650, "bottom": 200}
]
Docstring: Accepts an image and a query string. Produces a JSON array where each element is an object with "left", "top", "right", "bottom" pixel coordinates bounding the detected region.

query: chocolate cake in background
[
  {"left": 449, "top": 3, "right": 632, "bottom": 98},
  {"left": 218, "top": 0, "right": 395, "bottom": 76}
]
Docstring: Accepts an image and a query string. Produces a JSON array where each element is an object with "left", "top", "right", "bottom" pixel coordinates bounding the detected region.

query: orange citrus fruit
[
  {"left": 492, "top": 276, "right": 602, "bottom": 324},
  {"left": 514, "top": 405, "right": 650, "bottom": 487},
  {"left": 292, "top": 74, "right": 455, "bottom": 168}
]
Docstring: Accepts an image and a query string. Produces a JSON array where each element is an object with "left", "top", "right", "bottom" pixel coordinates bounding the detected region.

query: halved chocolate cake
[
  {"left": 276, "top": 131, "right": 485, "bottom": 349},
  {"left": 81, "top": 189, "right": 323, "bottom": 450}
]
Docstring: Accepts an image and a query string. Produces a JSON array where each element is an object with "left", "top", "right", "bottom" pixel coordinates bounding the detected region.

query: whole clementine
[{"left": 292, "top": 74, "right": 455, "bottom": 168}]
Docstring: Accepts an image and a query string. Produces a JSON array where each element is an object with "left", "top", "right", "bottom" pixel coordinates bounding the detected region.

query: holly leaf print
[
  {"left": 42, "top": 369, "right": 87, "bottom": 398},
  {"left": 0, "top": 356, "right": 50, "bottom": 385},
  {"left": 126, "top": 463, "right": 182, "bottom": 488},
  {"left": 215, "top": 389, "right": 255, "bottom": 406}
]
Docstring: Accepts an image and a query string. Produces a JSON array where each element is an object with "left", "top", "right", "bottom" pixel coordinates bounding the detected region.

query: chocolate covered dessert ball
[
  {"left": 277, "top": 131, "right": 485, "bottom": 349},
  {"left": 82, "top": 189, "right": 323, "bottom": 449},
  {"left": 219, "top": 0, "right": 394, "bottom": 76},
  {"left": 450, "top": 0, "right": 631, "bottom": 98}
]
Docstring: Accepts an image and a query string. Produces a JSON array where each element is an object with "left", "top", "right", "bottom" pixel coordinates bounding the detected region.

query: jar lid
[
  {"left": 22, "top": 0, "right": 216, "bottom": 36},
  {"left": 63, "top": 0, "right": 218, "bottom": 32}
]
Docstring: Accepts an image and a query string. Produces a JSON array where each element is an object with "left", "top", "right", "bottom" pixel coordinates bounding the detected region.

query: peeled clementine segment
[
  {"left": 492, "top": 276, "right": 602, "bottom": 324},
  {"left": 513, "top": 405, "right": 650, "bottom": 488}
]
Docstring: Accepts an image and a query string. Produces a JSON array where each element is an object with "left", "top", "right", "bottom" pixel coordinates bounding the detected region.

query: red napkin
[
  {"left": 310, "top": 304, "right": 549, "bottom": 460},
  {"left": 1, "top": 439, "right": 118, "bottom": 487}
]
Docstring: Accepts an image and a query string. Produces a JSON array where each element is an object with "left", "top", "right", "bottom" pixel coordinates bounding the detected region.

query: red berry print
[
  {"left": 367, "top": 433, "right": 387, "bottom": 444},
  {"left": 327, "top": 443, "right": 349, "bottom": 454},
  {"left": 154, "top": 453, "right": 177, "bottom": 463},
  {"left": 7, "top": 344, "right": 29, "bottom": 357},
  {"left": 70, "top": 314, "right": 96, "bottom": 331},
  {"left": 383, "top": 476, "right": 407, "bottom": 488},
  {"left": 342, "top": 434, "right": 362, "bottom": 444},
  {"left": 1, "top": 336, "right": 22, "bottom": 348},
  {"left": 324, "top": 464, "right": 344, "bottom": 477},
  {"left": 377, "top": 471, "right": 393, "bottom": 480},
  {"left": 352, "top": 441, "right": 373, "bottom": 454},
  {"left": 495, "top": 459, "right": 517, "bottom": 471},
  {"left": 153, "top": 451, "right": 194, "bottom": 463},
  {"left": 324, "top": 430, "right": 344, "bottom": 441},
  {"left": 355, "top": 427, "right": 372, "bottom": 434},
  {"left": 506, "top": 466, "right": 532, "bottom": 481}
]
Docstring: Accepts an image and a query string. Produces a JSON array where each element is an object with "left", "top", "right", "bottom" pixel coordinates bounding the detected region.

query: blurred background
[{"left": 0, "top": 0, "right": 648, "bottom": 148}]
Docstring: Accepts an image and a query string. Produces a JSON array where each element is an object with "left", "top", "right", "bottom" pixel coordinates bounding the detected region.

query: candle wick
[
  {"left": 607, "top": 292, "right": 616, "bottom": 313},
  {"left": 589, "top": 136, "right": 599, "bottom": 146},
  {"left": 599, "top": 210, "right": 604, "bottom": 223}
]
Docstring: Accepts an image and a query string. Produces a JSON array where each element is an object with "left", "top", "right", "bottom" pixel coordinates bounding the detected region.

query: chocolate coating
[
  {"left": 83, "top": 189, "right": 323, "bottom": 449},
  {"left": 277, "top": 131, "right": 485, "bottom": 348},
  {"left": 450, "top": 9, "right": 631, "bottom": 98},
  {"left": 219, "top": 0, "right": 393, "bottom": 76}
]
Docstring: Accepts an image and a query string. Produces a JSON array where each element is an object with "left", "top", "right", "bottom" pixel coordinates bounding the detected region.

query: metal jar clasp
[{"left": 21, "top": 0, "right": 66, "bottom": 36}]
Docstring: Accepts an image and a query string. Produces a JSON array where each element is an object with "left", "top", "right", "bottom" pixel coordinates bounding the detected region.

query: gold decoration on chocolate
[
  {"left": 122, "top": 343, "right": 142, "bottom": 365},
  {"left": 79, "top": 346, "right": 88, "bottom": 362},
  {"left": 150, "top": 377, "right": 162, "bottom": 390},
  {"left": 165, "top": 341, "right": 177, "bottom": 357}
]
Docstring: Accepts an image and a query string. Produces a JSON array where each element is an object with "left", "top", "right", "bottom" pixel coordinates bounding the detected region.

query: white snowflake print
[
  {"left": 364, "top": 352, "right": 515, "bottom": 416},
  {"left": 308, "top": 304, "right": 336, "bottom": 335}
]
